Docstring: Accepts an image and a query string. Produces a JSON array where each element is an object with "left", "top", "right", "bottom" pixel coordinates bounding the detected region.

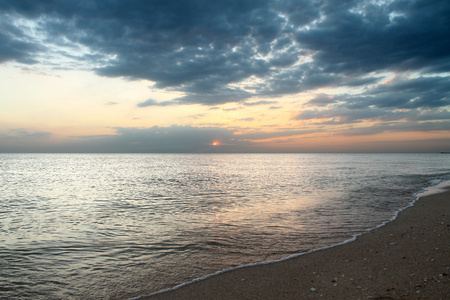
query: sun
[{"left": 211, "top": 141, "right": 220, "bottom": 146}]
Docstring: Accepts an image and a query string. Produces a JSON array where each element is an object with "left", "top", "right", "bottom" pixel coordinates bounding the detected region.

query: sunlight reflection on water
[{"left": 0, "top": 153, "right": 449, "bottom": 299}]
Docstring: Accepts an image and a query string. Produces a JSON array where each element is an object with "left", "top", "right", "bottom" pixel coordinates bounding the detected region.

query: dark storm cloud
[
  {"left": 363, "top": 76, "right": 450, "bottom": 109},
  {"left": 295, "top": 0, "right": 450, "bottom": 75},
  {"left": 1, "top": 0, "right": 449, "bottom": 107},
  {"left": 0, "top": 18, "right": 43, "bottom": 64}
]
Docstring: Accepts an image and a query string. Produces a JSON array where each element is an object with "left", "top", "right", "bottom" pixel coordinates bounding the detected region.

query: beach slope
[{"left": 143, "top": 190, "right": 449, "bottom": 299}]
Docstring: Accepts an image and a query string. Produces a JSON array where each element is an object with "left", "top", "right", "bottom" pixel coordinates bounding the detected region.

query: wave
[{"left": 130, "top": 178, "right": 450, "bottom": 300}]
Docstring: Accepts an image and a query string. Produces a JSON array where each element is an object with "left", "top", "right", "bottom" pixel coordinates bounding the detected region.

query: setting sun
[{"left": 0, "top": 0, "right": 448, "bottom": 154}]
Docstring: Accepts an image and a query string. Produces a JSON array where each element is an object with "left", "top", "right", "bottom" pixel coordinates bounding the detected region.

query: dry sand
[{"left": 142, "top": 190, "right": 449, "bottom": 299}]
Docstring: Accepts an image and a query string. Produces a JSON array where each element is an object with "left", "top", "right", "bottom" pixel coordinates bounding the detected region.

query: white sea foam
[
  {"left": 133, "top": 177, "right": 450, "bottom": 300},
  {"left": 130, "top": 177, "right": 450, "bottom": 300},
  {"left": 416, "top": 179, "right": 450, "bottom": 197},
  {"left": 2, "top": 153, "right": 449, "bottom": 299}
]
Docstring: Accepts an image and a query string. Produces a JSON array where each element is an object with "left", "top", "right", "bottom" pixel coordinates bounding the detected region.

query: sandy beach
[{"left": 141, "top": 189, "right": 449, "bottom": 300}]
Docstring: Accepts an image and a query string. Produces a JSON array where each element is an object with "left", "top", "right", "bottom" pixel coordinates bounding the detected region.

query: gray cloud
[
  {"left": 337, "top": 121, "right": 450, "bottom": 137},
  {"left": 294, "top": 106, "right": 450, "bottom": 125},
  {"left": 1, "top": 124, "right": 448, "bottom": 153},
  {"left": 26, "top": 131, "right": 52, "bottom": 138},
  {"left": 0, "top": 129, "right": 53, "bottom": 152},
  {"left": 296, "top": 74, "right": 450, "bottom": 126},
  {"left": 1, "top": 0, "right": 448, "bottom": 107},
  {"left": 173, "top": 87, "right": 252, "bottom": 105},
  {"left": 305, "top": 93, "right": 337, "bottom": 107},
  {"left": 237, "top": 128, "right": 321, "bottom": 141},
  {"left": 295, "top": 0, "right": 450, "bottom": 75},
  {"left": 364, "top": 76, "right": 450, "bottom": 109},
  {"left": 137, "top": 99, "right": 174, "bottom": 107},
  {"left": 0, "top": 18, "right": 43, "bottom": 64},
  {"left": 0, "top": 126, "right": 233, "bottom": 153},
  {"left": 106, "top": 126, "right": 236, "bottom": 152},
  {"left": 0, "top": 125, "right": 319, "bottom": 153},
  {"left": 9, "top": 128, "right": 52, "bottom": 138},
  {"left": 243, "top": 100, "right": 278, "bottom": 106},
  {"left": 56, "top": 126, "right": 327, "bottom": 152}
]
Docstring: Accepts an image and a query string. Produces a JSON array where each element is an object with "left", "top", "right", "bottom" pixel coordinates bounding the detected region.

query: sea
[{"left": 0, "top": 153, "right": 449, "bottom": 299}]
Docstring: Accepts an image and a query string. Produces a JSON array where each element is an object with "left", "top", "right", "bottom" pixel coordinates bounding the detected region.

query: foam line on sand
[{"left": 138, "top": 189, "right": 449, "bottom": 299}]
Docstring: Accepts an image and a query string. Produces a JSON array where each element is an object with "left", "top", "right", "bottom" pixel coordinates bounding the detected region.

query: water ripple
[{"left": 0, "top": 153, "right": 449, "bottom": 299}]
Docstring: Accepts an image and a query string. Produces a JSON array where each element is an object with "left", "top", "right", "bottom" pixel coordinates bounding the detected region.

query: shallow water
[{"left": 0, "top": 153, "right": 449, "bottom": 299}]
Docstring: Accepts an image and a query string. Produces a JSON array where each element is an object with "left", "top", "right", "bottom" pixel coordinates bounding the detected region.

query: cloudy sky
[{"left": 1, "top": 0, "right": 449, "bottom": 152}]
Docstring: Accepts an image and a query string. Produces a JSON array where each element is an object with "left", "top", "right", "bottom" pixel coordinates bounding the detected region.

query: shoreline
[{"left": 136, "top": 188, "right": 449, "bottom": 299}]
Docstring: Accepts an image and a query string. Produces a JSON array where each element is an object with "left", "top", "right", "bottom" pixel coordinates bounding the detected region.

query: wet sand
[{"left": 141, "top": 190, "right": 449, "bottom": 299}]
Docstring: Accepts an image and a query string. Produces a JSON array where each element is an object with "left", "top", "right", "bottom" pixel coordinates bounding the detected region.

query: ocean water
[{"left": 0, "top": 153, "right": 449, "bottom": 299}]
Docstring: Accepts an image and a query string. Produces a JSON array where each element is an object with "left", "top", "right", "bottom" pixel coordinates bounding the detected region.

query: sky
[{"left": 0, "top": 0, "right": 449, "bottom": 153}]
